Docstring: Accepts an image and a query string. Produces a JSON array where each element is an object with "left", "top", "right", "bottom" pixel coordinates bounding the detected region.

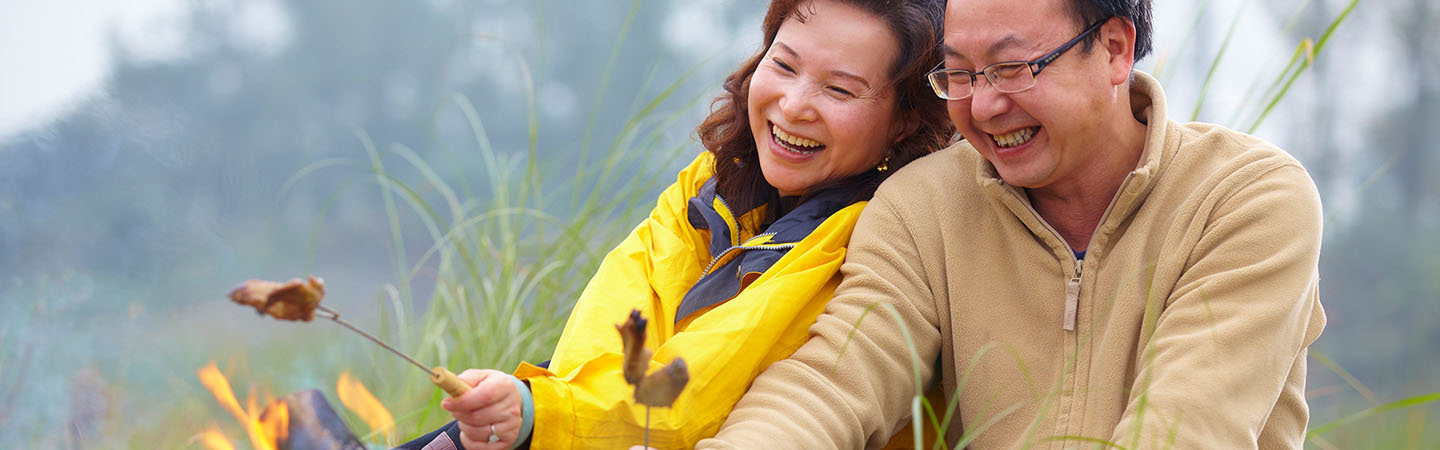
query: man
[{"left": 698, "top": 0, "right": 1326, "bottom": 448}]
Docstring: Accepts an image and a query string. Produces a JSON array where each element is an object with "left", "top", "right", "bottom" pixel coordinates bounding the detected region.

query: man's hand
[{"left": 441, "top": 369, "right": 523, "bottom": 450}]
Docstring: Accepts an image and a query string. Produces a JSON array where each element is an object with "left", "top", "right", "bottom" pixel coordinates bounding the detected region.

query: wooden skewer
[{"left": 314, "top": 305, "right": 469, "bottom": 397}]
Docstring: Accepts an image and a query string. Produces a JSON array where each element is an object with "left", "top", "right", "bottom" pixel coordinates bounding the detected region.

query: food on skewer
[
  {"left": 615, "top": 309, "right": 689, "bottom": 407},
  {"left": 634, "top": 358, "right": 688, "bottom": 407},
  {"left": 226, "top": 275, "right": 469, "bottom": 397},
  {"left": 616, "top": 309, "right": 689, "bottom": 448},
  {"left": 230, "top": 276, "right": 326, "bottom": 322},
  {"left": 616, "top": 309, "right": 652, "bottom": 385}
]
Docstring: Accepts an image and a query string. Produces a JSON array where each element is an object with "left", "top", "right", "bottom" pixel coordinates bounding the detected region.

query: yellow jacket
[{"left": 514, "top": 151, "right": 867, "bottom": 448}]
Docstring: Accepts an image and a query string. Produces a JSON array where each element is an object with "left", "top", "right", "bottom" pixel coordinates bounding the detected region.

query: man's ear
[{"left": 1100, "top": 17, "right": 1137, "bottom": 86}]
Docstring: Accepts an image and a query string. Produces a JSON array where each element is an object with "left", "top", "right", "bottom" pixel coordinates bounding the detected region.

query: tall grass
[
  {"left": 54, "top": 0, "right": 1425, "bottom": 448},
  {"left": 318, "top": 8, "right": 711, "bottom": 446},
  {"left": 351, "top": 86, "right": 699, "bottom": 443}
]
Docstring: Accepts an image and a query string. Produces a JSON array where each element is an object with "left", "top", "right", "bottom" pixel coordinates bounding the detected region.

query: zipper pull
[{"left": 1064, "top": 259, "right": 1083, "bottom": 331}]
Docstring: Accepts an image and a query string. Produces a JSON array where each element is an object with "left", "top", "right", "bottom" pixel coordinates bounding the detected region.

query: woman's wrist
[{"left": 507, "top": 374, "right": 535, "bottom": 450}]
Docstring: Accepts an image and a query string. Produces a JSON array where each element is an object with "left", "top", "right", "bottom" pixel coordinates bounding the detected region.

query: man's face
[{"left": 942, "top": 0, "right": 1116, "bottom": 189}]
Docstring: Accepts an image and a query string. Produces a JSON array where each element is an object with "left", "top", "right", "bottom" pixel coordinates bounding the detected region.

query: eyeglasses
[{"left": 926, "top": 19, "right": 1108, "bottom": 100}]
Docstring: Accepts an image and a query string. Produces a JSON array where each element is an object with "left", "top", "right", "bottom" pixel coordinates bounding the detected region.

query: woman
[{"left": 400, "top": 0, "right": 950, "bottom": 448}]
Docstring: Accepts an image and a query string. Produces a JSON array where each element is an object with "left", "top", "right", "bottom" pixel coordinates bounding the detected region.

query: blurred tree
[
  {"left": 1371, "top": 0, "right": 1440, "bottom": 219},
  {"left": 0, "top": 0, "right": 750, "bottom": 305}
]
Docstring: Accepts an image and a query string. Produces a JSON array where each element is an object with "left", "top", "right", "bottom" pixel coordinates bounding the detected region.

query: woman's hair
[{"left": 696, "top": 0, "right": 953, "bottom": 212}]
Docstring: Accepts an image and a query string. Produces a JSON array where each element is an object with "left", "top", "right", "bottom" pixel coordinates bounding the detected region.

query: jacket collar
[
  {"left": 676, "top": 177, "right": 862, "bottom": 323},
  {"left": 973, "top": 70, "right": 1170, "bottom": 258}
]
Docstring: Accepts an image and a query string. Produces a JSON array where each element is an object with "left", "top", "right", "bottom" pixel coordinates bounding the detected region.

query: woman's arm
[{"left": 514, "top": 153, "right": 867, "bottom": 448}]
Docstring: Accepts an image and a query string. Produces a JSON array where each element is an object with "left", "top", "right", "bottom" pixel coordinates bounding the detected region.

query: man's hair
[
  {"left": 1066, "top": 0, "right": 1152, "bottom": 60},
  {"left": 695, "top": 0, "right": 953, "bottom": 213}
]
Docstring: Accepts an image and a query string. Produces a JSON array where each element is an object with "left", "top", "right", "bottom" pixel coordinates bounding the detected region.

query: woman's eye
[
  {"left": 827, "top": 86, "right": 855, "bottom": 97},
  {"left": 772, "top": 58, "right": 795, "bottom": 73}
]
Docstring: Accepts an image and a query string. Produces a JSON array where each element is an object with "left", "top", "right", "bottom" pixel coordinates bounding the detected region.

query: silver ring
[{"left": 488, "top": 424, "right": 499, "bottom": 444}]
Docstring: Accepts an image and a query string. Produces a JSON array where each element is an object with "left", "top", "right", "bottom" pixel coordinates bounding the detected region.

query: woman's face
[{"left": 748, "top": 0, "right": 906, "bottom": 196}]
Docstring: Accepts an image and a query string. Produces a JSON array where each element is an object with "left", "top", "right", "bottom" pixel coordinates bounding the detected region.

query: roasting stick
[{"left": 313, "top": 304, "right": 470, "bottom": 397}]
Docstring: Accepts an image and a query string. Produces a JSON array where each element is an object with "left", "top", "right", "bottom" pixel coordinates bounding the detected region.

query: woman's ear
[{"left": 891, "top": 110, "right": 921, "bottom": 145}]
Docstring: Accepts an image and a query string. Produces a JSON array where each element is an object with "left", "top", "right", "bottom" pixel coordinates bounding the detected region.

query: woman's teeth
[
  {"left": 773, "top": 124, "right": 823, "bottom": 154},
  {"left": 992, "top": 127, "right": 1038, "bottom": 148}
]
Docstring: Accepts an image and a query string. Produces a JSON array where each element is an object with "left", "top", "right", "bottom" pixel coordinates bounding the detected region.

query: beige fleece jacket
[{"left": 699, "top": 71, "right": 1326, "bottom": 450}]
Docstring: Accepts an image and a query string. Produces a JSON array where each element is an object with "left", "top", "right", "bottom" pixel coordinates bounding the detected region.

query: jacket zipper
[
  {"left": 698, "top": 233, "right": 791, "bottom": 276},
  {"left": 1004, "top": 170, "right": 1131, "bottom": 332},
  {"left": 715, "top": 194, "right": 740, "bottom": 248},
  {"left": 1008, "top": 193, "right": 1084, "bottom": 331},
  {"left": 1064, "top": 259, "right": 1083, "bottom": 331},
  {"left": 997, "top": 172, "right": 1137, "bottom": 447}
]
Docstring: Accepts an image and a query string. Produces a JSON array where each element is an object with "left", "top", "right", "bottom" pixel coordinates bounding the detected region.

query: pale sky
[
  {"left": 0, "top": 0, "right": 189, "bottom": 141},
  {"left": 0, "top": 0, "right": 1378, "bottom": 159}
]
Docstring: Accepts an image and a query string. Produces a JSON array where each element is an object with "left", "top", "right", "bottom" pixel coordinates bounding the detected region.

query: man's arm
[
  {"left": 1111, "top": 162, "right": 1326, "bottom": 449},
  {"left": 699, "top": 188, "right": 944, "bottom": 450}
]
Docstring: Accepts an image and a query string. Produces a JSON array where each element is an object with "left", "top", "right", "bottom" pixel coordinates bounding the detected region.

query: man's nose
[{"left": 968, "top": 78, "right": 1010, "bottom": 122}]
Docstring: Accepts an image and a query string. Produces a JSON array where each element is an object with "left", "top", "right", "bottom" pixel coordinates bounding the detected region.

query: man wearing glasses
[{"left": 701, "top": 0, "right": 1325, "bottom": 448}]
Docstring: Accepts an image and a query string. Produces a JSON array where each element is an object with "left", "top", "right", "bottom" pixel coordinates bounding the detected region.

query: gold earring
[{"left": 876, "top": 155, "right": 891, "bottom": 173}]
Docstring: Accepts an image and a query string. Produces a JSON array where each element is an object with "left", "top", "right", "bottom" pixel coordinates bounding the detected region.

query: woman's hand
[{"left": 441, "top": 369, "right": 523, "bottom": 450}]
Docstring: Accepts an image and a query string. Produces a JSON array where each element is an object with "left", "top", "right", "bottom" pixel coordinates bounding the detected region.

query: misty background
[{"left": 1, "top": 0, "right": 1436, "bottom": 447}]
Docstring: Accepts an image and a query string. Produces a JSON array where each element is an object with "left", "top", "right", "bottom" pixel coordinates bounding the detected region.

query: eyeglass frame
[{"left": 925, "top": 18, "right": 1110, "bottom": 100}]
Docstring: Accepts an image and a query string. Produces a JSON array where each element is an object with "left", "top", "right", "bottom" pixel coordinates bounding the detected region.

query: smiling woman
[
  {"left": 746, "top": 2, "right": 910, "bottom": 196},
  {"left": 704, "top": 0, "right": 953, "bottom": 213},
  {"left": 394, "top": 0, "right": 952, "bottom": 448}
]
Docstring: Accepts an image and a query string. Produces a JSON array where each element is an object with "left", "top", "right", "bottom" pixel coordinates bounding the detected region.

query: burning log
[
  {"left": 198, "top": 364, "right": 394, "bottom": 450},
  {"left": 261, "top": 390, "right": 365, "bottom": 450}
]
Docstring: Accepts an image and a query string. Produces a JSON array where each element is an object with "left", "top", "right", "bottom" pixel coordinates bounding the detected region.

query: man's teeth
[
  {"left": 992, "top": 127, "right": 1037, "bottom": 148},
  {"left": 773, "top": 124, "right": 823, "bottom": 152}
]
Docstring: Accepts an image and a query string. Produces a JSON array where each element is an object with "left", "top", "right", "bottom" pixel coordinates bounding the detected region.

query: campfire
[
  {"left": 196, "top": 362, "right": 394, "bottom": 450},
  {"left": 197, "top": 276, "right": 474, "bottom": 449},
  {"left": 203, "top": 277, "right": 692, "bottom": 448}
]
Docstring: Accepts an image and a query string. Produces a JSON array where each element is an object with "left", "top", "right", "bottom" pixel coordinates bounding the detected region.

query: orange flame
[
  {"left": 197, "top": 362, "right": 286, "bottom": 450},
  {"left": 260, "top": 400, "right": 290, "bottom": 445},
  {"left": 337, "top": 371, "right": 395, "bottom": 443},
  {"left": 196, "top": 424, "right": 236, "bottom": 450}
]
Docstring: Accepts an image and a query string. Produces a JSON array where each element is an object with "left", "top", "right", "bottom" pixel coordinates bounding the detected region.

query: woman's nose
[{"left": 779, "top": 84, "right": 818, "bottom": 123}]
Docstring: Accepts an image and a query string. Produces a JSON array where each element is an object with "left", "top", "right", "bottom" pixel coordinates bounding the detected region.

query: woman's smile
[{"left": 769, "top": 122, "right": 826, "bottom": 160}]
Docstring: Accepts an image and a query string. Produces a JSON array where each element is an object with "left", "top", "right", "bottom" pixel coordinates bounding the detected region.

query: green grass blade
[
  {"left": 1311, "top": 350, "right": 1379, "bottom": 404},
  {"left": 1153, "top": 0, "right": 1212, "bottom": 81},
  {"left": 882, "top": 303, "right": 930, "bottom": 449},
  {"left": 1247, "top": 0, "right": 1358, "bottom": 133},
  {"left": 1307, "top": 391, "right": 1440, "bottom": 437},
  {"left": 1189, "top": 0, "right": 1250, "bottom": 121},
  {"left": 275, "top": 157, "right": 353, "bottom": 208},
  {"left": 574, "top": 0, "right": 648, "bottom": 200},
  {"left": 1041, "top": 435, "right": 1128, "bottom": 449},
  {"left": 362, "top": 130, "right": 414, "bottom": 303},
  {"left": 1323, "top": 151, "right": 1401, "bottom": 228}
]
